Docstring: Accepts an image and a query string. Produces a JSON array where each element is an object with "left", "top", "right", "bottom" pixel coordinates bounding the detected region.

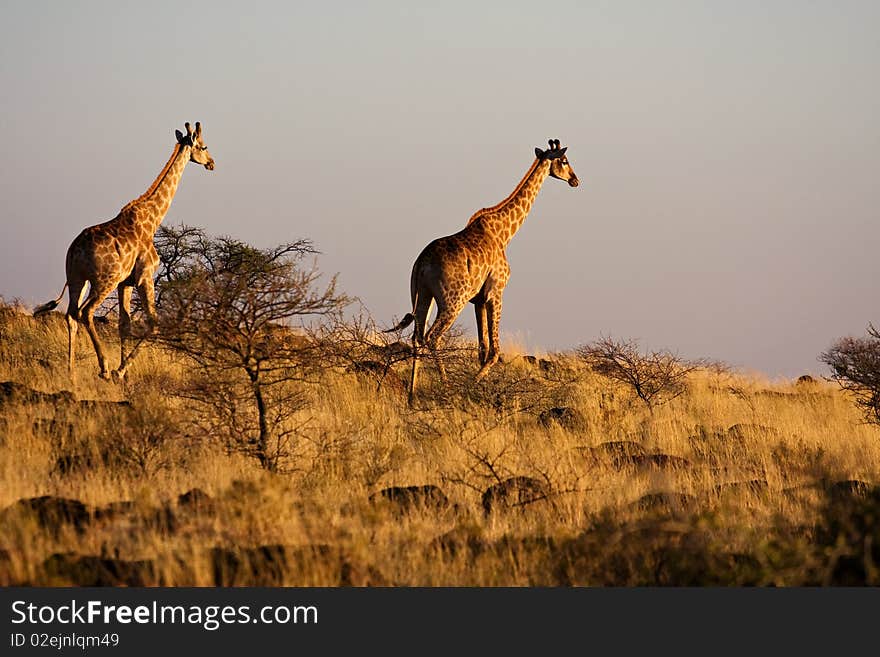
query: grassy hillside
[{"left": 1, "top": 300, "right": 878, "bottom": 586}]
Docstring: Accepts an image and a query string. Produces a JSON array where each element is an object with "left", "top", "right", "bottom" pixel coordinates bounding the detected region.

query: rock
[
  {"left": 631, "top": 492, "right": 698, "bottom": 513},
  {"left": 42, "top": 553, "right": 157, "bottom": 586},
  {"left": 0, "top": 381, "right": 75, "bottom": 407},
  {"left": 581, "top": 441, "right": 647, "bottom": 468},
  {"left": 369, "top": 485, "right": 450, "bottom": 513},
  {"left": 539, "top": 407, "right": 585, "bottom": 432},
  {"left": 827, "top": 479, "right": 871, "bottom": 503},
  {"left": 482, "top": 476, "right": 549, "bottom": 514},
  {"left": 178, "top": 488, "right": 215, "bottom": 513},
  {"left": 93, "top": 501, "right": 136, "bottom": 522},
  {"left": 5, "top": 496, "right": 90, "bottom": 533}
]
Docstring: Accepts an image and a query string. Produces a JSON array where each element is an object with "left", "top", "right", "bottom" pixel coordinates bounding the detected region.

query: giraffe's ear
[
  {"left": 175, "top": 129, "right": 185, "bottom": 144},
  {"left": 535, "top": 147, "right": 545, "bottom": 159},
  {"left": 559, "top": 147, "right": 567, "bottom": 155}
]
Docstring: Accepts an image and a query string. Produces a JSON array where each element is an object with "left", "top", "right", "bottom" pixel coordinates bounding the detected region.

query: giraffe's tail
[
  {"left": 33, "top": 283, "right": 68, "bottom": 317},
  {"left": 384, "top": 313, "right": 415, "bottom": 333}
]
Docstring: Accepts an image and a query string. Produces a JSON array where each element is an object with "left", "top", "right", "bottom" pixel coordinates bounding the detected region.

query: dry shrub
[
  {"left": 577, "top": 336, "right": 717, "bottom": 412},
  {"left": 821, "top": 325, "right": 880, "bottom": 426}
]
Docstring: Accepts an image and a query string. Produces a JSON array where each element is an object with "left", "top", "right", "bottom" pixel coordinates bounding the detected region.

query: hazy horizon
[{"left": 2, "top": 1, "right": 878, "bottom": 378}]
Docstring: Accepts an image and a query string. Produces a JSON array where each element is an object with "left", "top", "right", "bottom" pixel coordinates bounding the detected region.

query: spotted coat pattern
[
  {"left": 36, "top": 122, "right": 215, "bottom": 380},
  {"left": 390, "top": 139, "right": 579, "bottom": 401}
]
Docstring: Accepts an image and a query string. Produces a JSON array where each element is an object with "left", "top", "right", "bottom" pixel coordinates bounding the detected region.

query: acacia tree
[
  {"left": 577, "top": 336, "right": 712, "bottom": 413},
  {"left": 821, "top": 325, "right": 880, "bottom": 426},
  {"left": 153, "top": 226, "right": 349, "bottom": 471}
]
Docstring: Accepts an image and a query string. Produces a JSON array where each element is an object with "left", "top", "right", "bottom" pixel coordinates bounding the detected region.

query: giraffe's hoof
[
  {"left": 110, "top": 370, "right": 126, "bottom": 384},
  {"left": 98, "top": 371, "right": 112, "bottom": 381},
  {"left": 475, "top": 359, "right": 499, "bottom": 381}
]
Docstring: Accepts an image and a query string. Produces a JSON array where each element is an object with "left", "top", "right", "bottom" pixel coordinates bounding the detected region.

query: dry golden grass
[{"left": 1, "top": 302, "right": 879, "bottom": 586}]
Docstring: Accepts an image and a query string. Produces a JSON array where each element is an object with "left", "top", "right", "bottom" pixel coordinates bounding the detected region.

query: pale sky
[{"left": 1, "top": 1, "right": 878, "bottom": 377}]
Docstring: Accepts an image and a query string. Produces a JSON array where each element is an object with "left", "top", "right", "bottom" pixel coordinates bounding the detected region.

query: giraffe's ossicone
[
  {"left": 33, "top": 122, "right": 215, "bottom": 382},
  {"left": 386, "top": 138, "right": 580, "bottom": 404}
]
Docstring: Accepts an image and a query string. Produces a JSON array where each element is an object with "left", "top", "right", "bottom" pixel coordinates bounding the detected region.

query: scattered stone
[
  {"left": 539, "top": 359, "right": 556, "bottom": 372},
  {"left": 210, "top": 544, "right": 358, "bottom": 586},
  {"left": 539, "top": 406, "right": 585, "bottom": 432},
  {"left": 93, "top": 501, "right": 136, "bottom": 522},
  {"left": 827, "top": 479, "right": 871, "bottom": 503},
  {"left": 482, "top": 476, "right": 549, "bottom": 514},
  {"left": 4, "top": 496, "right": 90, "bottom": 533},
  {"left": 0, "top": 381, "right": 75, "bottom": 407},
  {"left": 369, "top": 485, "right": 450, "bottom": 513},
  {"left": 145, "top": 505, "right": 178, "bottom": 533},
  {"left": 42, "top": 553, "right": 157, "bottom": 586},
  {"left": 631, "top": 492, "right": 698, "bottom": 514},
  {"left": 178, "top": 488, "right": 215, "bottom": 513},
  {"left": 581, "top": 441, "right": 647, "bottom": 468},
  {"left": 0, "top": 381, "right": 130, "bottom": 412}
]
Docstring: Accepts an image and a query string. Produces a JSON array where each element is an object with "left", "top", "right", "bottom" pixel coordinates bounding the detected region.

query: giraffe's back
[{"left": 65, "top": 217, "right": 140, "bottom": 286}]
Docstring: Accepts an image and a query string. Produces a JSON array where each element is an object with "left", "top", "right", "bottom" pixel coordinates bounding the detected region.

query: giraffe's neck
[
  {"left": 122, "top": 143, "right": 191, "bottom": 233},
  {"left": 466, "top": 158, "right": 551, "bottom": 247}
]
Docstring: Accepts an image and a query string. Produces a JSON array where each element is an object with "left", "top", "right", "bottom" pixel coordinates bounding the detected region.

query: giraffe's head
[
  {"left": 175, "top": 122, "right": 215, "bottom": 171},
  {"left": 536, "top": 139, "right": 578, "bottom": 187}
]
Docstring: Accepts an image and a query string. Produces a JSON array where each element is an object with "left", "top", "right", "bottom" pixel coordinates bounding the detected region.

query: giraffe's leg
[
  {"left": 79, "top": 282, "right": 117, "bottom": 380},
  {"left": 114, "top": 278, "right": 157, "bottom": 381},
  {"left": 117, "top": 284, "right": 132, "bottom": 371},
  {"left": 408, "top": 294, "right": 434, "bottom": 405},
  {"left": 476, "top": 297, "right": 503, "bottom": 381},
  {"left": 66, "top": 315, "right": 79, "bottom": 383},
  {"left": 474, "top": 302, "right": 489, "bottom": 366},
  {"left": 425, "top": 300, "right": 467, "bottom": 384},
  {"left": 65, "top": 281, "right": 87, "bottom": 381},
  {"left": 408, "top": 343, "right": 419, "bottom": 407}
]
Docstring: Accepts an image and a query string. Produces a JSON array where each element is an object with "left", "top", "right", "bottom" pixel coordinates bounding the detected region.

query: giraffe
[
  {"left": 386, "top": 138, "right": 579, "bottom": 402},
  {"left": 33, "top": 121, "right": 215, "bottom": 381}
]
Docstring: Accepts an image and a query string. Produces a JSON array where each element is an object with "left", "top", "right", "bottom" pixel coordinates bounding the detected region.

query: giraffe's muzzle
[
  {"left": 568, "top": 176, "right": 579, "bottom": 187},
  {"left": 205, "top": 160, "right": 216, "bottom": 171}
]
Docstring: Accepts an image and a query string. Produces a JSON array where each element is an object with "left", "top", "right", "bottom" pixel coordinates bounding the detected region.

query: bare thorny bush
[
  {"left": 821, "top": 324, "right": 880, "bottom": 426},
  {"left": 577, "top": 336, "right": 718, "bottom": 413},
  {"left": 308, "top": 307, "right": 416, "bottom": 394},
  {"left": 149, "top": 225, "right": 350, "bottom": 471}
]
